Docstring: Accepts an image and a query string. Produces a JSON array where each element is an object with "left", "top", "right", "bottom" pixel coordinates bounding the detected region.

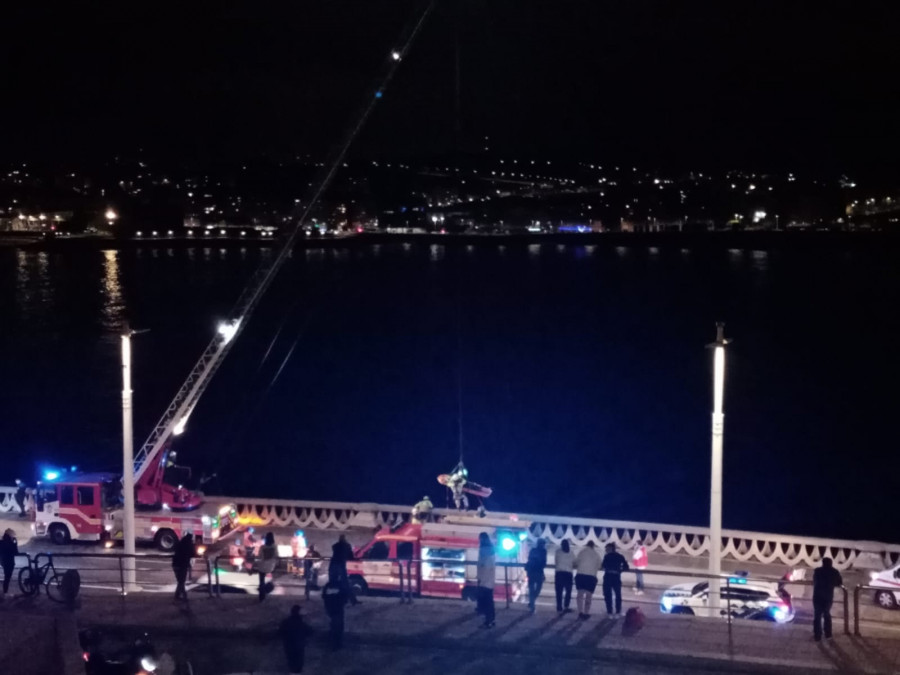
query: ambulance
[
  {"left": 32, "top": 472, "right": 236, "bottom": 551},
  {"left": 327, "top": 514, "right": 531, "bottom": 601}
]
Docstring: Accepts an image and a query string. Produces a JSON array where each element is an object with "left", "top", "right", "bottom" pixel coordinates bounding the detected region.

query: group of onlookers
[{"left": 477, "top": 534, "right": 649, "bottom": 627}]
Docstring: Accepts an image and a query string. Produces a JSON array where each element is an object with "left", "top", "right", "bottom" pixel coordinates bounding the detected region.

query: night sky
[{"left": 3, "top": 2, "right": 900, "bottom": 172}]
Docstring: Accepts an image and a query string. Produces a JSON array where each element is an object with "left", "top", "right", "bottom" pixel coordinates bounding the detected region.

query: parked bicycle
[{"left": 18, "top": 553, "right": 70, "bottom": 602}]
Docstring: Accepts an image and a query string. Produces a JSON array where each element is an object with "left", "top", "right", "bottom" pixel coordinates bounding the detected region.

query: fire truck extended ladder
[{"left": 131, "top": 1, "right": 436, "bottom": 483}]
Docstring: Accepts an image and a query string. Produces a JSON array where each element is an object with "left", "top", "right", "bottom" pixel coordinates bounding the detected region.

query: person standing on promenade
[
  {"left": 477, "top": 532, "right": 496, "bottom": 628},
  {"left": 257, "top": 532, "right": 278, "bottom": 602},
  {"left": 574, "top": 541, "right": 601, "bottom": 619},
  {"left": 1, "top": 529, "right": 18, "bottom": 599},
  {"left": 631, "top": 539, "right": 648, "bottom": 595},
  {"left": 172, "top": 534, "right": 195, "bottom": 602},
  {"left": 280, "top": 604, "right": 313, "bottom": 673},
  {"left": 812, "top": 557, "right": 843, "bottom": 641},
  {"left": 554, "top": 539, "right": 575, "bottom": 613},
  {"left": 330, "top": 534, "right": 360, "bottom": 606},
  {"left": 601, "top": 543, "right": 629, "bottom": 618},
  {"left": 525, "top": 538, "right": 547, "bottom": 613}
]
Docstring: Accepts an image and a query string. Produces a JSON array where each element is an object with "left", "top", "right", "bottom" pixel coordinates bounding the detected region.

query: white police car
[
  {"left": 869, "top": 563, "right": 900, "bottom": 609},
  {"left": 660, "top": 575, "right": 794, "bottom": 623}
]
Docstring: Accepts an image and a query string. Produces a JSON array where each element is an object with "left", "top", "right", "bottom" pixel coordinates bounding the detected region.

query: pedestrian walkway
[{"left": 9, "top": 591, "right": 900, "bottom": 673}]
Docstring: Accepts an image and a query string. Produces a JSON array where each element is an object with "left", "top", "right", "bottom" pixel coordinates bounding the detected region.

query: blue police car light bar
[
  {"left": 728, "top": 577, "right": 748, "bottom": 585},
  {"left": 43, "top": 470, "right": 60, "bottom": 481}
]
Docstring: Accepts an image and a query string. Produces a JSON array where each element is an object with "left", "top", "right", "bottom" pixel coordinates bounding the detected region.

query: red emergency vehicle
[
  {"left": 334, "top": 515, "right": 531, "bottom": 601},
  {"left": 32, "top": 473, "right": 236, "bottom": 551}
]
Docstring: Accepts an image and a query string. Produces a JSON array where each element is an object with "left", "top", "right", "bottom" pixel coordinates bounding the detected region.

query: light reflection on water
[
  {"left": 15, "top": 250, "right": 53, "bottom": 318},
  {"left": 100, "top": 250, "right": 125, "bottom": 331},
  {"left": 2, "top": 240, "right": 896, "bottom": 541},
  {"left": 751, "top": 250, "right": 769, "bottom": 272}
]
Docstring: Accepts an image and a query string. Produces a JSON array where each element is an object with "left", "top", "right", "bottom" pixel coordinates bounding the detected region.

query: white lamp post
[
  {"left": 707, "top": 322, "right": 729, "bottom": 612},
  {"left": 121, "top": 329, "right": 137, "bottom": 591}
]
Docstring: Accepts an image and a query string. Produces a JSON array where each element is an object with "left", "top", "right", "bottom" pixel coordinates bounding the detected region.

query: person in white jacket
[
  {"left": 574, "top": 541, "right": 601, "bottom": 619},
  {"left": 476, "top": 532, "right": 496, "bottom": 628},
  {"left": 554, "top": 539, "right": 575, "bottom": 613}
]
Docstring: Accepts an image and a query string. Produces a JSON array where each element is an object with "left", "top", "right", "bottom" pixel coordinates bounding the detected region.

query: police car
[
  {"left": 869, "top": 563, "right": 900, "bottom": 609},
  {"left": 659, "top": 575, "right": 794, "bottom": 623}
]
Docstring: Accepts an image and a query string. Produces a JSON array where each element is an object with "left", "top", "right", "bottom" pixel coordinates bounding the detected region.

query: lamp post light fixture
[{"left": 706, "top": 322, "right": 730, "bottom": 612}]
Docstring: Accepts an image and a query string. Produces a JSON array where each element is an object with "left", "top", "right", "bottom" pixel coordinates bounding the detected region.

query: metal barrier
[
  {"left": 204, "top": 551, "right": 823, "bottom": 633},
  {"left": 782, "top": 579, "right": 850, "bottom": 636},
  {"left": 852, "top": 584, "right": 895, "bottom": 636},
  {"left": 9, "top": 545, "right": 863, "bottom": 637},
  {"left": 16, "top": 551, "right": 213, "bottom": 598}
]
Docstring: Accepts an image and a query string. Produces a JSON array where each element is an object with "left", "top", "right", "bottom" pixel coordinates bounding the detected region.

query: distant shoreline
[{"left": 3, "top": 229, "right": 900, "bottom": 253}]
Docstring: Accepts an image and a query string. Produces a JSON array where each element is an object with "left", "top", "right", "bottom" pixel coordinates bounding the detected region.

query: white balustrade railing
[
  {"left": 4, "top": 486, "right": 898, "bottom": 570},
  {"left": 0, "top": 486, "right": 27, "bottom": 514}
]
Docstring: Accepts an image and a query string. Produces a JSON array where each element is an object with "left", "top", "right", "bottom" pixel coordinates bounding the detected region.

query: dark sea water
[{"left": 1, "top": 241, "right": 898, "bottom": 541}]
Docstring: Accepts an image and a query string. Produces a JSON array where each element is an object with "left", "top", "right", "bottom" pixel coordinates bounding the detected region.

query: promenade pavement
[{"left": 5, "top": 591, "right": 900, "bottom": 674}]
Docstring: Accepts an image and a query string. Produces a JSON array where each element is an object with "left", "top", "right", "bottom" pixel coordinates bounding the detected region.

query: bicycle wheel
[
  {"left": 45, "top": 573, "right": 66, "bottom": 603},
  {"left": 18, "top": 567, "right": 40, "bottom": 597}
]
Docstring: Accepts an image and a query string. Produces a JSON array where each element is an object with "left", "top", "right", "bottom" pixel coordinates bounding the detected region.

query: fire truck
[
  {"left": 33, "top": 472, "right": 236, "bottom": 551},
  {"left": 328, "top": 515, "right": 531, "bottom": 601}
]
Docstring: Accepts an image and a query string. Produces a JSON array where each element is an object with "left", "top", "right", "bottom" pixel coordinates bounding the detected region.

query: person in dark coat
[
  {"left": 601, "top": 543, "right": 629, "bottom": 617},
  {"left": 171, "top": 534, "right": 195, "bottom": 601},
  {"left": 812, "top": 557, "right": 843, "bottom": 641},
  {"left": 525, "top": 538, "right": 547, "bottom": 613},
  {"left": 329, "top": 535, "right": 353, "bottom": 581},
  {"left": 322, "top": 579, "right": 347, "bottom": 650},
  {"left": 1, "top": 529, "right": 19, "bottom": 597},
  {"left": 330, "top": 535, "right": 359, "bottom": 605},
  {"left": 280, "top": 604, "right": 313, "bottom": 673}
]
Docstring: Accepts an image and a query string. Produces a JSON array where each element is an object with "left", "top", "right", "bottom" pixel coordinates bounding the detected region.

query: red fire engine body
[
  {"left": 32, "top": 473, "right": 236, "bottom": 551},
  {"left": 333, "top": 515, "right": 531, "bottom": 601}
]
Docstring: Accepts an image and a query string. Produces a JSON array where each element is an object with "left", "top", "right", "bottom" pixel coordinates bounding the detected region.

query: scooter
[{"left": 79, "top": 629, "right": 158, "bottom": 675}]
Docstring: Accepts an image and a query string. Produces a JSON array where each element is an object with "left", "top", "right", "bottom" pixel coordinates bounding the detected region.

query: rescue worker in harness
[
  {"left": 411, "top": 496, "right": 434, "bottom": 524},
  {"left": 447, "top": 462, "right": 469, "bottom": 511}
]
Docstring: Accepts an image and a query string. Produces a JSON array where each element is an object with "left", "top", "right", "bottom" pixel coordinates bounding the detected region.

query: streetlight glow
[{"left": 105, "top": 208, "right": 118, "bottom": 221}]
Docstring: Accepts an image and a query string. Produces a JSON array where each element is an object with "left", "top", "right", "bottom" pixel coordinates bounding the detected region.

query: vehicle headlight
[
  {"left": 140, "top": 656, "right": 157, "bottom": 672},
  {"left": 870, "top": 571, "right": 879, "bottom": 582},
  {"left": 201, "top": 515, "right": 210, "bottom": 525},
  {"left": 661, "top": 596, "right": 673, "bottom": 611}
]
